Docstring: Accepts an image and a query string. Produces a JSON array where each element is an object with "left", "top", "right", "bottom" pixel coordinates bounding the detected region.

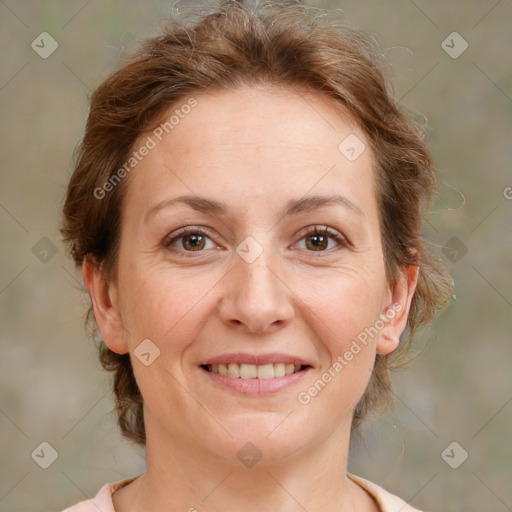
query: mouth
[
  {"left": 198, "top": 354, "right": 313, "bottom": 394},
  {"left": 200, "top": 363, "right": 311, "bottom": 379}
]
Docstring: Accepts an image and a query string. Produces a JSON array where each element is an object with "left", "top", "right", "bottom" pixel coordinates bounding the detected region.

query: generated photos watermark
[
  {"left": 94, "top": 97, "right": 198, "bottom": 200},
  {"left": 297, "top": 302, "right": 403, "bottom": 405}
]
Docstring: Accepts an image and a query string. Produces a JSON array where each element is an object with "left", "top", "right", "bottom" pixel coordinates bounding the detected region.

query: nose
[{"left": 218, "top": 242, "right": 295, "bottom": 334}]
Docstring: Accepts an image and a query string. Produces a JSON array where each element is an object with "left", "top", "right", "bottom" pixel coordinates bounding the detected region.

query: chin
[{"left": 202, "top": 413, "right": 313, "bottom": 467}]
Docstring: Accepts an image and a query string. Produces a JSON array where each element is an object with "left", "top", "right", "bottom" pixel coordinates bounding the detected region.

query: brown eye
[
  {"left": 164, "top": 227, "right": 216, "bottom": 254},
  {"left": 305, "top": 233, "right": 329, "bottom": 251},
  {"left": 181, "top": 233, "right": 206, "bottom": 251},
  {"left": 295, "top": 225, "right": 348, "bottom": 253}
]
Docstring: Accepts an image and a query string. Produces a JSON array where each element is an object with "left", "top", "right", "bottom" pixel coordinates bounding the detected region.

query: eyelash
[{"left": 163, "top": 225, "right": 349, "bottom": 258}]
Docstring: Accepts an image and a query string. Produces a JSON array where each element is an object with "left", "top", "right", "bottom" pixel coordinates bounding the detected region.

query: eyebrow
[{"left": 145, "top": 193, "right": 365, "bottom": 222}]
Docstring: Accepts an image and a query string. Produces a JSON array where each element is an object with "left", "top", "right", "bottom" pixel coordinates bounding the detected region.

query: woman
[{"left": 60, "top": 1, "right": 453, "bottom": 510}]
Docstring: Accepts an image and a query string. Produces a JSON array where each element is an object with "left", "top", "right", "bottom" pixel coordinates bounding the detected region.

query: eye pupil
[
  {"left": 183, "top": 234, "right": 205, "bottom": 251},
  {"left": 307, "top": 234, "right": 328, "bottom": 251},
  {"left": 171, "top": 227, "right": 342, "bottom": 255}
]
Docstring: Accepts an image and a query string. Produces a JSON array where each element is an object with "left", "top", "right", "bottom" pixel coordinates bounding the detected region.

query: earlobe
[
  {"left": 376, "top": 332, "right": 400, "bottom": 355},
  {"left": 82, "top": 259, "right": 129, "bottom": 355},
  {"left": 376, "top": 263, "right": 419, "bottom": 355}
]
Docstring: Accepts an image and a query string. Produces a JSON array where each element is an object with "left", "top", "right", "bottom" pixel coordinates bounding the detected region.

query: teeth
[
  {"left": 257, "top": 364, "right": 274, "bottom": 379},
  {"left": 227, "top": 363, "right": 239, "bottom": 378},
  {"left": 240, "top": 364, "right": 257, "bottom": 379},
  {"left": 207, "top": 363, "right": 305, "bottom": 379},
  {"left": 274, "top": 363, "right": 285, "bottom": 377}
]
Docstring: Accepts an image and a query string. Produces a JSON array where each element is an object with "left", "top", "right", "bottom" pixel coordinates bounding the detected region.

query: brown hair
[{"left": 61, "top": 0, "right": 453, "bottom": 445}]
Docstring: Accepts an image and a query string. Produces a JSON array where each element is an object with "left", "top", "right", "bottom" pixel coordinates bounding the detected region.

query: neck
[{"left": 114, "top": 415, "right": 374, "bottom": 512}]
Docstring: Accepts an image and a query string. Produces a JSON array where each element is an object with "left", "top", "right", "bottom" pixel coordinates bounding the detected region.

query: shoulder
[
  {"left": 60, "top": 476, "right": 139, "bottom": 512},
  {"left": 348, "top": 473, "right": 424, "bottom": 512}
]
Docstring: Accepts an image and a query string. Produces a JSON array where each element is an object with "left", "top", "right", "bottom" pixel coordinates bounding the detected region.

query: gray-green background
[{"left": 1, "top": 1, "right": 511, "bottom": 511}]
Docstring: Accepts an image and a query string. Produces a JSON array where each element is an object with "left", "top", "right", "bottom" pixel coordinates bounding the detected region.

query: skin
[{"left": 83, "top": 83, "right": 418, "bottom": 512}]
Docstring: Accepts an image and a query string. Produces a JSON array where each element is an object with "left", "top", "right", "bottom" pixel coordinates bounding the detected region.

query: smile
[
  {"left": 201, "top": 363, "right": 309, "bottom": 379},
  {"left": 199, "top": 362, "right": 312, "bottom": 395}
]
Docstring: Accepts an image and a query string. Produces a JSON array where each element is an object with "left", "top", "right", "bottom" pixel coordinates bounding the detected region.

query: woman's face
[{"left": 89, "top": 84, "right": 416, "bottom": 465}]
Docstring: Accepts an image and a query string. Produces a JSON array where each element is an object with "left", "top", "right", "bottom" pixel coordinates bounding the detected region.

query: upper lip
[{"left": 199, "top": 352, "right": 313, "bottom": 367}]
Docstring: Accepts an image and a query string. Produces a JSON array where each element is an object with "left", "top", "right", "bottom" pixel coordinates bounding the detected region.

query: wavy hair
[{"left": 61, "top": 0, "right": 453, "bottom": 445}]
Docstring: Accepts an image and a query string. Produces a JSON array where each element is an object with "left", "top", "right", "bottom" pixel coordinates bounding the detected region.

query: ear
[
  {"left": 82, "top": 259, "right": 129, "bottom": 355},
  {"left": 376, "top": 260, "right": 419, "bottom": 355}
]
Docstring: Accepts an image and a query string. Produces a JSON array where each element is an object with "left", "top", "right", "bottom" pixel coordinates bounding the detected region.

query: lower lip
[{"left": 199, "top": 366, "right": 311, "bottom": 394}]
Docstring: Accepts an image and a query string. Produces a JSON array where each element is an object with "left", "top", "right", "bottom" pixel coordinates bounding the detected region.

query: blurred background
[{"left": 0, "top": 1, "right": 510, "bottom": 511}]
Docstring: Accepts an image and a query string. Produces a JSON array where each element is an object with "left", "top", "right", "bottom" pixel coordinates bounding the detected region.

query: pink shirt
[{"left": 61, "top": 473, "right": 422, "bottom": 511}]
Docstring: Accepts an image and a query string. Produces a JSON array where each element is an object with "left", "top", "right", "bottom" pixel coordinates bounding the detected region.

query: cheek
[
  {"left": 292, "top": 266, "right": 386, "bottom": 410},
  {"left": 295, "top": 267, "right": 386, "bottom": 352},
  {"left": 120, "top": 268, "right": 215, "bottom": 407},
  {"left": 119, "top": 264, "right": 213, "bottom": 349}
]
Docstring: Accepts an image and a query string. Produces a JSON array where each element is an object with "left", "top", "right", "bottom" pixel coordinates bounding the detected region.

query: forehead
[
  {"left": 153, "top": 84, "right": 366, "bottom": 162},
  {"left": 124, "top": 84, "right": 378, "bottom": 221}
]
